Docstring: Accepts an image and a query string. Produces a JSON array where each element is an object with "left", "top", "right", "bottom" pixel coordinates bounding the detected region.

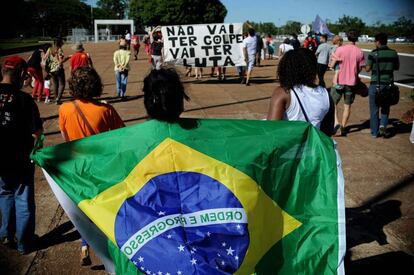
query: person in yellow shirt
[{"left": 113, "top": 41, "right": 131, "bottom": 99}]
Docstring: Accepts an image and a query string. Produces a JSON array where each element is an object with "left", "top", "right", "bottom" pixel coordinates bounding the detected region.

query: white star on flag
[
  {"left": 221, "top": 242, "right": 226, "bottom": 247},
  {"left": 132, "top": 261, "right": 137, "bottom": 265},
  {"left": 158, "top": 211, "right": 166, "bottom": 216},
  {"left": 221, "top": 260, "right": 225, "bottom": 266},
  {"left": 157, "top": 272, "right": 163, "bottom": 275},
  {"left": 166, "top": 273, "right": 170, "bottom": 275},
  {"left": 138, "top": 256, "right": 144, "bottom": 262},
  {"left": 236, "top": 224, "right": 241, "bottom": 229},
  {"left": 140, "top": 266, "right": 145, "bottom": 270},
  {"left": 235, "top": 255, "right": 239, "bottom": 260},
  {"left": 226, "top": 246, "right": 235, "bottom": 256},
  {"left": 206, "top": 232, "right": 211, "bottom": 237},
  {"left": 178, "top": 244, "right": 185, "bottom": 252},
  {"left": 167, "top": 234, "right": 172, "bottom": 239},
  {"left": 190, "top": 258, "right": 197, "bottom": 265},
  {"left": 177, "top": 271, "right": 182, "bottom": 275},
  {"left": 146, "top": 270, "right": 151, "bottom": 275}
]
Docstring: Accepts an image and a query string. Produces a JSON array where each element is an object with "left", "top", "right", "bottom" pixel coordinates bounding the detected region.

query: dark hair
[
  {"left": 68, "top": 67, "right": 103, "bottom": 99},
  {"left": 248, "top": 28, "right": 255, "bottom": 37},
  {"left": 277, "top": 48, "right": 317, "bottom": 90},
  {"left": 143, "top": 68, "right": 190, "bottom": 122},
  {"left": 321, "top": 34, "right": 328, "bottom": 40},
  {"left": 283, "top": 38, "right": 290, "bottom": 44},
  {"left": 347, "top": 30, "right": 359, "bottom": 42},
  {"left": 375, "top": 33, "right": 388, "bottom": 45}
]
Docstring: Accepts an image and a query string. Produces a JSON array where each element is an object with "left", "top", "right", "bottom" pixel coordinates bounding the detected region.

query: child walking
[{"left": 44, "top": 75, "right": 51, "bottom": 104}]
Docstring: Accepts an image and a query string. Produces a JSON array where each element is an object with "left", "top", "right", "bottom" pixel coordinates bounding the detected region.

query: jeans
[
  {"left": 115, "top": 70, "right": 128, "bottom": 97},
  {"left": 369, "top": 84, "right": 390, "bottom": 137},
  {"left": 0, "top": 174, "right": 35, "bottom": 252}
]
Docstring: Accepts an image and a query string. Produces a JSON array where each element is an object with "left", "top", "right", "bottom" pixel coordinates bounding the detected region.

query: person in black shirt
[{"left": 0, "top": 56, "right": 43, "bottom": 254}]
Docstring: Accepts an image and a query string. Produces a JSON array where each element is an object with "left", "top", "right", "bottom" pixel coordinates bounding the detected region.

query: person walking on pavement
[
  {"left": 0, "top": 56, "right": 43, "bottom": 254},
  {"left": 44, "top": 37, "right": 70, "bottom": 104},
  {"left": 113, "top": 40, "right": 131, "bottom": 99},
  {"left": 27, "top": 45, "right": 47, "bottom": 102},
  {"left": 70, "top": 42, "right": 93, "bottom": 73},
  {"left": 58, "top": 67, "right": 124, "bottom": 265},
  {"left": 131, "top": 32, "right": 141, "bottom": 60},
  {"left": 329, "top": 30, "right": 365, "bottom": 136},
  {"left": 315, "top": 34, "right": 331, "bottom": 88},
  {"left": 365, "top": 33, "right": 399, "bottom": 138},
  {"left": 242, "top": 28, "right": 257, "bottom": 86}
]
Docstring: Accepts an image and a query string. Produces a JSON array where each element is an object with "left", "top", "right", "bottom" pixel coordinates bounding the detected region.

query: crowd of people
[{"left": 0, "top": 27, "right": 409, "bottom": 270}]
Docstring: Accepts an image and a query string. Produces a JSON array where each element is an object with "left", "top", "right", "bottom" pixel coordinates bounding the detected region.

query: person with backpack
[{"left": 364, "top": 33, "right": 400, "bottom": 138}]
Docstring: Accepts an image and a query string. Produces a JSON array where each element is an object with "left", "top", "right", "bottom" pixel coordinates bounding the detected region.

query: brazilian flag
[{"left": 32, "top": 119, "right": 345, "bottom": 275}]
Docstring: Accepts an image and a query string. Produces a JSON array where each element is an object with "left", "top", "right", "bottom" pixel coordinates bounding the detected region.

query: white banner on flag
[{"left": 161, "top": 23, "right": 246, "bottom": 67}]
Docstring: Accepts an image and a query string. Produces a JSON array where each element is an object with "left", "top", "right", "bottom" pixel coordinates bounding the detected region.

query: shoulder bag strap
[
  {"left": 72, "top": 100, "right": 97, "bottom": 135},
  {"left": 375, "top": 50, "right": 381, "bottom": 88},
  {"left": 291, "top": 88, "right": 310, "bottom": 123}
]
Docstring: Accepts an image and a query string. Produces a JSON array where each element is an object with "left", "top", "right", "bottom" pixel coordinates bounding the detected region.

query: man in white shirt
[
  {"left": 315, "top": 34, "right": 331, "bottom": 87},
  {"left": 242, "top": 28, "right": 257, "bottom": 86}
]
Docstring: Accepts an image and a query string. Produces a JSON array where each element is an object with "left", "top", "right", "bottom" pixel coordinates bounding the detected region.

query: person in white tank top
[{"left": 267, "top": 48, "right": 334, "bottom": 136}]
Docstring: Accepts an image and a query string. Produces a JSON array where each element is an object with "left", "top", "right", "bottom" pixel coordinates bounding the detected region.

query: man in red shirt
[{"left": 70, "top": 42, "right": 93, "bottom": 73}]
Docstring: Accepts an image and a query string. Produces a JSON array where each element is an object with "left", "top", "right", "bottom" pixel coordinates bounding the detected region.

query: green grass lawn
[{"left": 0, "top": 39, "right": 45, "bottom": 50}]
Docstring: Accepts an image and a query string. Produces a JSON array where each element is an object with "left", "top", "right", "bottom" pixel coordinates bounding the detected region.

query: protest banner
[
  {"left": 161, "top": 23, "right": 245, "bottom": 67},
  {"left": 33, "top": 119, "right": 345, "bottom": 274}
]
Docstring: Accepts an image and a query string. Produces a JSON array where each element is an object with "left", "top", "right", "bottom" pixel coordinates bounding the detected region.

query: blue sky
[
  {"left": 220, "top": 0, "right": 414, "bottom": 26},
  {"left": 87, "top": 0, "right": 413, "bottom": 26}
]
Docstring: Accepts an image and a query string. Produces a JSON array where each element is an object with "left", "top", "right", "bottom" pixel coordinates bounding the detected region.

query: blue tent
[{"left": 312, "top": 15, "right": 334, "bottom": 36}]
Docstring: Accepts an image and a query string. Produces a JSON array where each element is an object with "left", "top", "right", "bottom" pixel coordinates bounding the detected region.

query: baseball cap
[{"left": 2, "top": 56, "right": 27, "bottom": 71}]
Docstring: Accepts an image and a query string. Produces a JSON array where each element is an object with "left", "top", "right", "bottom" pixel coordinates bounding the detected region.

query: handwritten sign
[{"left": 161, "top": 23, "right": 245, "bottom": 67}]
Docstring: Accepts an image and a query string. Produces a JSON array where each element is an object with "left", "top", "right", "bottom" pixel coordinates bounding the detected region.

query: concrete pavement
[{"left": 0, "top": 42, "right": 413, "bottom": 274}]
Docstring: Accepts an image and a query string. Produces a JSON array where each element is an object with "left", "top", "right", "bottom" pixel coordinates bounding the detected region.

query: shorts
[
  {"left": 247, "top": 54, "right": 255, "bottom": 71},
  {"left": 330, "top": 85, "right": 355, "bottom": 105}
]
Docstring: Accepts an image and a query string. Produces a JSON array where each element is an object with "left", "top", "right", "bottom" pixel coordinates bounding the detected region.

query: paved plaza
[{"left": 1, "top": 41, "right": 413, "bottom": 274}]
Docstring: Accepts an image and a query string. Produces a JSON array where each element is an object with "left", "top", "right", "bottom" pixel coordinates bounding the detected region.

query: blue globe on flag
[{"left": 115, "top": 171, "right": 250, "bottom": 274}]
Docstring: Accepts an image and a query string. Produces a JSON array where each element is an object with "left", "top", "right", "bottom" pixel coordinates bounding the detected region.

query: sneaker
[
  {"left": 81, "top": 246, "right": 92, "bottom": 266},
  {"left": 246, "top": 82, "right": 250, "bottom": 86},
  {"left": 2, "top": 237, "right": 15, "bottom": 248},
  {"left": 379, "top": 126, "right": 386, "bottom": 137}
]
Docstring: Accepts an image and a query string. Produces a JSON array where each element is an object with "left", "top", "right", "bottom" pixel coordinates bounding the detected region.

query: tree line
[{"left": 1, "top": 0, "right": 412, "bottom": 40}]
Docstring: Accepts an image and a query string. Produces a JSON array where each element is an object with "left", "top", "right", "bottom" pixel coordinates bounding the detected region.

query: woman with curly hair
[
  {"left": 267, "top": 48, "right": 334, "bottom": 136},
  {"left": 58, "top": 67, "right": 124, "bottom": 265}
]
